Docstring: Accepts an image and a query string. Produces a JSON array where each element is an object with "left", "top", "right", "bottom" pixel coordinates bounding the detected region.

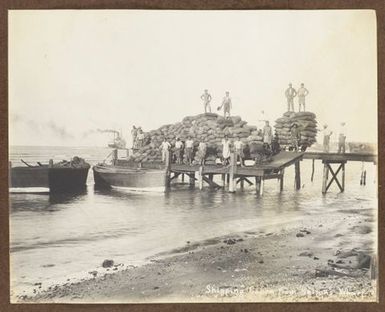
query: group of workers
[
  {"left": 131, "top": 85, "right": 346, "bottom": 167},
  {"left": 322, "top": 122, "right": 347, "bottom": 154},
  {"left": 201, "top": 83, "right": 309, "bottom": 118},
  {"left": 201, "top": 90, "right": 232, "bottom": 118},
  {"left": 131, "top": 126, "right": 146, "bottom": 149},
  {"left": 285, "top": 83, "right": 309, "bottom": 112},
  {"left": 159, "top": 129, "right": 282, "bottom": 167},
  {"left": 159, "top": 135, "right": 268, "bottom": 167}
]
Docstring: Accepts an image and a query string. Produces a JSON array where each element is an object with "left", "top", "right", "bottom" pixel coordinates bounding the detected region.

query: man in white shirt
[
  {"left": 185, "top": 136, "right": 194, "bottom": 165},
  {"left": 285, "top": 83, "right": 297, "bottom": 112},
  {"left": 263, "top": 121, "right": 273, "bottom": 146},
  {"left": 234, "top": 137, "right": 244, "bottom": 167},
  {"left": 297, "top": 83, "right": 309, "bottom": 112},
  {"left": 322, "top": 124, "right": 333, "bottom": 153},
  {"left": 338, "top": 122, "right": 346, "bottom": 154},
  {"left": 221, "top": 135, "right": 231, "bottom": 165},
  {"left": 160, "top": 138, "right": 171, "bottom": 163},
  {"left": 201, "top": 89, "right": 212, "bottom": 113},
  {"left": 197, "top": 141, "right": 207, "bottom": 165},
  {"left": 174, "top": 137, "right": 184, "bottom": 164}
]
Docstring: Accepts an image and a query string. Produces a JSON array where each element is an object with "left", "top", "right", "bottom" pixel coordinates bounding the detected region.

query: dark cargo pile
[
  {"left": 274, "top": 112, "right": 318, "bottom": 149},
  {"left": 130, "top": 113, "right": 263, "bottom": 163},
  {"left": 52, "top": 156, "right": 90, "bottom": 168}
]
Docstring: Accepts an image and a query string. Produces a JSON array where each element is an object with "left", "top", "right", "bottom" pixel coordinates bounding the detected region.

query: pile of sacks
[
  {"left": 274, "top": 112, "right": 318, "bottom": 149},
  {"left": 130, "top": 113, "right": 263, "bottom": 163},
  {"left": 53, "top": 156, "right": 90, "bottom": 168}
]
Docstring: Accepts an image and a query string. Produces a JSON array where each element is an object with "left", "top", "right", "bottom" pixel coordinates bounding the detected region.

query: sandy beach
[{"left": 19, "top": 200, "right": 377, "bottom": 303}]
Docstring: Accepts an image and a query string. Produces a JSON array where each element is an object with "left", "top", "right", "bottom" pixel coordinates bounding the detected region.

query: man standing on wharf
[
  {"left": 160, "top": 138, "right": 171, "bottom": 163},
  {"left": 322, "top": 124, "right": 333, "bottom": 153},
  {"left": 263, "top": 121, "right": 273, "bottom": 146},
  {"left": 201, "top": 89, "right": 212, "bottom": 113},
  {"left": 285, "top": 83, "right": 297, "bottom": 112},
  {"left": 338, "top": 122, "right": 347, "bottom": 154},
  {"left": 185, "top": 136, "right": 194, "bottom": 165}
]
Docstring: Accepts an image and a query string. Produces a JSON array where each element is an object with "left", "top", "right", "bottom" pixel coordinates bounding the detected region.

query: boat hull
[
  {"left": 93, "top": 164, "right": 165, "bottom": 191},
  {"left": 10, "top": 166, "right": 90, "bottom": 193}
]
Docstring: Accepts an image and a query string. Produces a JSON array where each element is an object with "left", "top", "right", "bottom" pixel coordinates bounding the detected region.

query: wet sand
[{"left": 19, "top": 203, "right": 377, "bottom": 303}]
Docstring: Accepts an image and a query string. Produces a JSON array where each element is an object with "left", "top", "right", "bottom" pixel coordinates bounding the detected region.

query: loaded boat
[
  {"left": 93, "top": 149, "right": 166, "bottom": 192},
  {"left": 10, "top": 156, "right": 90, "bottom": 193}
]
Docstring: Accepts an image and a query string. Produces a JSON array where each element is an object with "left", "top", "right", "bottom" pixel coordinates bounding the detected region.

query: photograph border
[{"left": 0, "top": 1, "right": 384, "bottom": 311}]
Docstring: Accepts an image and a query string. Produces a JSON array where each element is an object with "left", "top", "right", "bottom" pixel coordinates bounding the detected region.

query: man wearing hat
[
  {"left": 338, "top": 122, "right": 347, "bottom": 154},
  {"left": 322, "top": 124, "right": 333, "bottom": 153}
]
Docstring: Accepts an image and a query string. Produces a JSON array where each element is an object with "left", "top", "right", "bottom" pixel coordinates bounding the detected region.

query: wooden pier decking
[
  {"left": 165, "top": 151, "right": 304, "bottom": 196},
  {"left": 163, "top": 150, "right": 377, "bottom": 195}
]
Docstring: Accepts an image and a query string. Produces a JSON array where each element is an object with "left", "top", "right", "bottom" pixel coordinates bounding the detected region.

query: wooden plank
[
  {"left": 202, "top": 176, "right": 221, "bottom": 189},
  {"left": 304, "top": 152, "right": 376, "bottom": 163}
]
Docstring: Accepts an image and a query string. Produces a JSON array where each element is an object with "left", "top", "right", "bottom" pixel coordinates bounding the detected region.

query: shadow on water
[
  {"left": 48, "top": 188, "right": 88, "bottom": 205},
  {"left": 10, "top": 188, "right": 88, "bottom": 212}
]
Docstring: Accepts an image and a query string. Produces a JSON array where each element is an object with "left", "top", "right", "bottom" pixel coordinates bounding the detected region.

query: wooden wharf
[
  {"left": 163, "top": 150, "right": 377, "bottom": 195},
  {"left": 165, "top": 151, "right": 303, "bottom": 196}
]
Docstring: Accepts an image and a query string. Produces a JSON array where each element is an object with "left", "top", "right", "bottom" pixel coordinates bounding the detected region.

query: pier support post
[
  {"left": 49, "top": 159, "right": 53, "bottom": 168},
  {"left": 311, "top": 159, "right": 315, "bottom": 182},
  {"left": 181, "top": 173, "right": 185, "bottom": 183},
  {"left": 240, "top": 179, "right": 244, "bottom": 189},
  {"left": 322, "top": 160, "right": 346, "bottom": 194},
  {"left": 322, "top": 163, "right": 328, "bottom": 193},
  {"left": 294, "top": 160, "right": 301, "bottom": 190},
  {"left": 280, "top": 169, "right": 284, "bottom": 192},
  {"left": 228, "top": 153, "right": 236, "bottom": 193},
  {"left": 164, "top": 150, "right": 171, "bottom": 189},
  {"left": 189, "top": 173, "right": 195, "bottom": 187},
  {"left": 198, "top": 166, "right": 203, "bottom": 190},
  {"left": 255, "top": 176, "right": 263, "bottom": 196},
  {"left": 221, "top": 174, "right": 226, "bottom": 187}
]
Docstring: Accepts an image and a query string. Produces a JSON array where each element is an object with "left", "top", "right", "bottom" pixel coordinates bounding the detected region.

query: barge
[{"left": 10, "top": 157, "right": 90, "bottom": 193}]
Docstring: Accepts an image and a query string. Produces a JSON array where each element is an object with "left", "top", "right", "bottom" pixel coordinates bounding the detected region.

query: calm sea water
[{"left": 9, "top": 146, "right": 377, "bottom": 298}]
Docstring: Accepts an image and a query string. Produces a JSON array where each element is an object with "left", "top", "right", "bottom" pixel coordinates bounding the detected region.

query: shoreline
[{"left": 19, "top": 204, "right": 377, "bottom": 303}]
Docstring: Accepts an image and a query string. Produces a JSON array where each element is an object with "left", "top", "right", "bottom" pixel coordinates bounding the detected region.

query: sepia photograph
[{"left": 8, "top": 9, "right": 378, "bottom": 303}]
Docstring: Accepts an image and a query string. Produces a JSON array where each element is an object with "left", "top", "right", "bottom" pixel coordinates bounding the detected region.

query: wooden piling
[
  {"left": 198, "top": 166, "right": 203, "bottom": 190},
  {"left": 221, "top": 174, "right": 226, "bottom": 187},
  {"left": 255, "top": 176, "right": 263, "bottom": 196},
  {"left": 294, "top": 160, "right": 301, "bottom": 190},
  {"left": 49, "top": 159, "right": 53, "bottom": 168},
  {"left": 322, "top": 163, "right": 328, "bottom": 194},
  {"left": 228, "top": 153, "right": 236, "bottom": 193},
  {"left": 189, "top": 172, "right": 195, "bottom": 186},
  {"left": 342, "top": 163, "right": 345, "bottom": 191},
  {"left": 164, "top": 150, "right": 171, "bottom": 189},
  {"left": 280, "top": 169, "right": 284, "bottom": 192},
  {"left": 181, "top": 173, "right": 185, "bottom": 183},
  {"left": 311, "top": 159, "right": 315, "bottom": 182}
]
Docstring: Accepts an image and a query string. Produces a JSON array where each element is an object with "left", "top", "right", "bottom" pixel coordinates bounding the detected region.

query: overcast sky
[{"left": 9, "top": 10, "right": 377, "bottom": 146}]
